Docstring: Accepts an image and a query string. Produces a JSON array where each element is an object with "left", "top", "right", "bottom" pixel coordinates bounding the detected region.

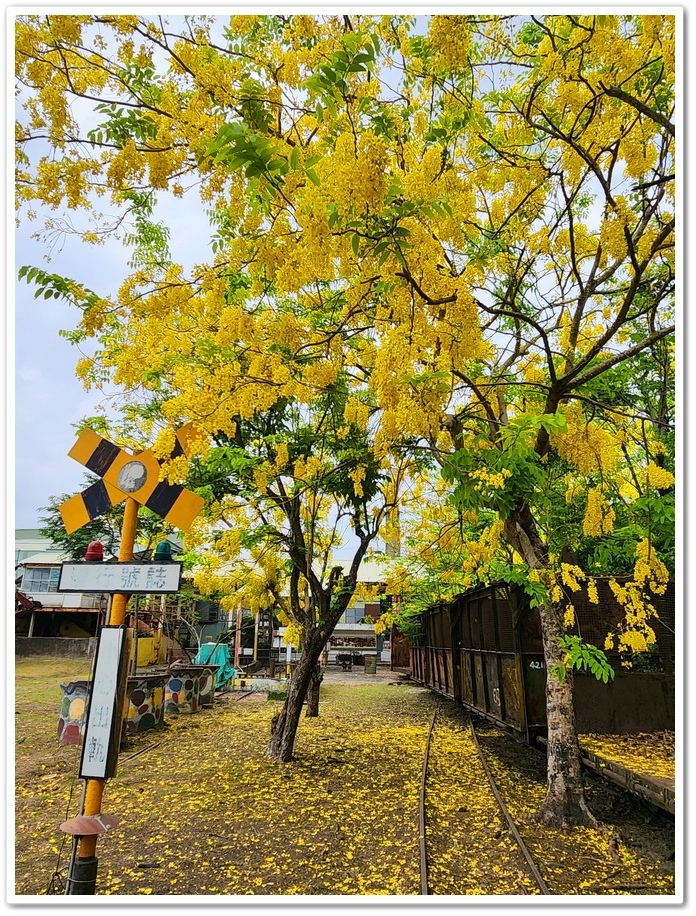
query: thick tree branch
[
  {"left": 564, "top": 325, "right": 675, "bottom": 392},
  {"left": 599, "top": 82, "right": 675, "bottom": 137}
]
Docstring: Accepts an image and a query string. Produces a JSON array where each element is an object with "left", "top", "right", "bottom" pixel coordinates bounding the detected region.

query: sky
[
  {"left": 13, "top": 184, "right": 211, "bottom": 530},
  {"left": 7, "top": 5, "right": 690, "bottom": 537},
  {"left": 10, "top": 9, "right": 220, "bottom": 531}
]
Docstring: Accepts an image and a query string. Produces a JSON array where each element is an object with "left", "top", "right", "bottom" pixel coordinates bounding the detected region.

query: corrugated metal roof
[{"left": 17, "top": 551, "right": 68, "bottom": 566}]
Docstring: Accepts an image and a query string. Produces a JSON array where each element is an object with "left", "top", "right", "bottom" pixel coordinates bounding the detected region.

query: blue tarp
[{"left": 192, "top": 642, "right": 236, "bottom": 689}]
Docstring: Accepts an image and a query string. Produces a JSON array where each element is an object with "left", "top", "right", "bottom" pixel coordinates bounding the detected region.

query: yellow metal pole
[
  {"left": 234, "top": 604, "right": 242, "bottom": 669},
  {"left": 76, "top": 497, "right": 138, "bottom": 862}
]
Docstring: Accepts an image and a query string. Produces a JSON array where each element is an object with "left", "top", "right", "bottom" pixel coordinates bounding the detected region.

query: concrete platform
[{"left": 321, "top": 664, "right": 413, "bottom": 685}]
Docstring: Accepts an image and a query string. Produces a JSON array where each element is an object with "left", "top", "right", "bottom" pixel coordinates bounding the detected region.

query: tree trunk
[
  {"left": 265, "top": 554, "right": 368, "bottom": 762},
  {"left": 265, "top": 631, "right": 324, "bottom": 762},
  {"left": 305, "top": 664, "right": 323, "bottom": 718},
  {"left": 504, "top": 501, "right": 598, "bottom": 828},
  {"left": 535, "top": 601, "right": 599, "bottom": 828}
]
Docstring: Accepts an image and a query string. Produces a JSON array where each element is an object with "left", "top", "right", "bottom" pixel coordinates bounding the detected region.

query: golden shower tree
[{"left": 16, "top": 13, "right": 675, "bottom": 823}]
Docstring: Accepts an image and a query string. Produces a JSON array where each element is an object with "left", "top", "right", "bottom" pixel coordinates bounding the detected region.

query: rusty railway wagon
[{"left": 410, "top": 578, "right": 675, "bottom": 741}]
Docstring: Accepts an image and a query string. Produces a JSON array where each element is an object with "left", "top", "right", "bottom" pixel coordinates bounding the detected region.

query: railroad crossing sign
[{"left": 59, "top": 425, "right": 205, "bottom": 533}]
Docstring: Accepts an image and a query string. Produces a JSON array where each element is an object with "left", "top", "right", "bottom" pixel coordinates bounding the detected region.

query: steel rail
[
  {"left": 468, "top": 716, "right": 551, "bottom": 895},
  {"left": 418, "top": 706, "right": 439, "bottom": 895}
]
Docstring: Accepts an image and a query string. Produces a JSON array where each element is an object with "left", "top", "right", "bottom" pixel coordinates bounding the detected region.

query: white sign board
[
  {"left": 79, "top": 627, "right": 125, "bottom": 779},
  {"left": 58, "top": 562, "right": 182, "bottom": 593}
]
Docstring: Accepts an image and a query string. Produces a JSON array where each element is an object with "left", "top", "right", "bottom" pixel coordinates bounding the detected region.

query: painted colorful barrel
[
  {"left": 123, "top": 674, "right": 167, "bottom": 736},
  {"left": 165, "top": 668, "right": 200, "bottom": 714},
  {"left": 165, "top": 665, "right": 220, "bottom": 713},
  {"left": 57, "top": 680, "right": 90, "bottom": 745},
  {"left": 59, "top": 675, "right": 170, "bottom": 744},
  {"left": 196, "top": 665, "right": 220, "bottom": 707}
]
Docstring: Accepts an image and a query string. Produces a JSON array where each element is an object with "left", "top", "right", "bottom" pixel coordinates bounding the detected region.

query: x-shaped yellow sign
[{"left": 59, "top": 426, "right": 204, "bottom": 534}]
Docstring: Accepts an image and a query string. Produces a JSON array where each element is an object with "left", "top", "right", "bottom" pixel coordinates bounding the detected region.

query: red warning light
[{"left": 84, "top": 541, "right": 104, "bottom": 562}]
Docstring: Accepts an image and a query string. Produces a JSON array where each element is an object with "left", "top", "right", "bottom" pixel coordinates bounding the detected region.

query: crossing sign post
[
  {"left": 59, "top": 426, "right": 204, "bottom": 534},
  {"left": 59, "top": 425, "right": 205, "bottom": 895}
]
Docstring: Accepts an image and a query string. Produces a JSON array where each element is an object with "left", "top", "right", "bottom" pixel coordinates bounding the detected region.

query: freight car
[{"left": 410, "top": 578, "right": 675, "bottom": 742}]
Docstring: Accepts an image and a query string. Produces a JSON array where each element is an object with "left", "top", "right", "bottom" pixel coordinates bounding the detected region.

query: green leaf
[
  {"left": 289, "top": 145, "right": 300, "bottom": 171},
  {"left": 266, "top": 157, "right": 288, "bottom": 174},
  {"left": 557, "top": 635, "right": 615, "bottom": 683},
  {"left": 550, "top": 663, "right": 567, "bottom": 683},
  {"left": 540, "top": 413, "right": 568, "bottom": 434}
]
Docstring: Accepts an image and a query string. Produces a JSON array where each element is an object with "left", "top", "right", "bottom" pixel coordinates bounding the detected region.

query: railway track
[
  {"left": 418, "top": 704, "right": 675, "bottom": 896},
  {"left": 419, "top": 704, "right": 549, "bottom": 895}
]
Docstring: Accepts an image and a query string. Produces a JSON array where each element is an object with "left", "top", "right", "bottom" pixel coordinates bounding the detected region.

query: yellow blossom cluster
[
  {"left": 273, "top": 441, "right": 289, "bottom": 470},
  {"left": 582, "top": 487, "right": 616, "bottom": 536},
  {"left": 604, "top": 546, "right": 666, "bottom": 661},
  {"left": 520, "top": 353, "right": 548, "bottom": 387},
  {"left": 373, "top": 610, "right": 397, "bottom": 636},
  {"left": 560, "top": 563, "right": 586, "bottom": 592},
  {"left": 343, "top": 396, "right": 370, "bottom": 430},
  {"left": 549, "top": 565, "right": 602, "bottom": 615},
  {"left": 427, "top": 16, "right": 472, "bottom": 72},
  {"left": 282, "top": 621, "right": 303, "bottom": 648},
  {"left": 352, "top": 582, "right": 381, "bottom": 605},
  {"left": 618, "top": 627, "right": 654, "bottom": 655},
  {"left": 462, "top": 519, "right": 505, "bottom": 579},
  {"left": 293, "top": 454, "right": 327, "bottom": 485},
  {"left": 646, "top": 462, "right": 675, "bottom": 490},
  {"left": 551, "top": 403, "right": 620, "bottom": 475},
  {"left": 348, "top": 464, "right": 367, "bottom": 499},
  {"left": 252, "top": 442, "right": 292, "bottom": 492},
  {"left": 587, "top": 578, "right": 599, "bottom": 604},
  {"left": 401, "top": 145, "right": 446, "bottom": 202},
  {"left": 468, "top": 467, "right": 512, "bottom": 492},
  {"left": 633, "top": 538, "right": 670, "bottom": 594}
]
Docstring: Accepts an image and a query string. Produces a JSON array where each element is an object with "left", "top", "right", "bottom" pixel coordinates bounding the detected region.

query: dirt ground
[{"left": 14, "top": 657, "right": 677, "bottom": 898}]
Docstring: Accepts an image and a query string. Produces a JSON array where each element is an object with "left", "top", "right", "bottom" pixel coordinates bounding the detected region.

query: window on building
[
  {"left": 342, "top": 606, "right": 358, "bottom": 625},
  {"left": 22, "top": 566, "right": 60, "bottom": 594}
]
